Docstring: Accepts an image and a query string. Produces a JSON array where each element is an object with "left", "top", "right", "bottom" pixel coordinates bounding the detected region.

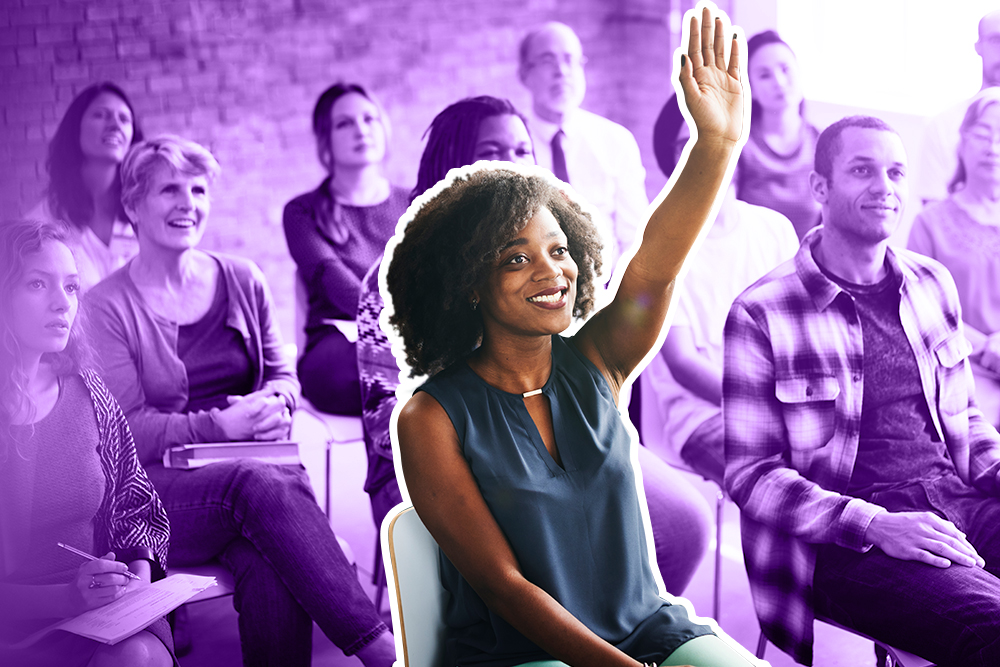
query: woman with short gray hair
[{"left": 87, "top": 134, "right": 395, "bottom": 666}]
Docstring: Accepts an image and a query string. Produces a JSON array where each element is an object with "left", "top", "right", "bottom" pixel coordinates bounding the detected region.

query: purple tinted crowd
[{"left": 6, "top": 7, "right": 1000, "bottom": 667}]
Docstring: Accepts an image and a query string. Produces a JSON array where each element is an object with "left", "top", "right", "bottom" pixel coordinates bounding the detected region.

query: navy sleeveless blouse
[{"left": 418, "top": 335, "right": 711, "bottom": 667}]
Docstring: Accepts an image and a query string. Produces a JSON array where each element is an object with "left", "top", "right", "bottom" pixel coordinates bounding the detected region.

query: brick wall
[{"left": 0, "top": 0, "right": 734, "bottom": 341}]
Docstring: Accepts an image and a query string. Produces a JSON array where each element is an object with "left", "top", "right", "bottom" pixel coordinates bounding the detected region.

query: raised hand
[{"left": 678, "top": 5, "right": 744, "bottom": 146}]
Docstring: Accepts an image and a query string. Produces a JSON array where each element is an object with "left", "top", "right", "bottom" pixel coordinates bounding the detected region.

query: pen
[{"left": 56, "top": 542, "right": 142, "bottom": 581}]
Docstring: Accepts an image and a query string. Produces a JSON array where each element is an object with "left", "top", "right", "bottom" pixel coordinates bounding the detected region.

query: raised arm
[
  {"left": 397, "top": 394, "right": 647, "bottom": 667},
  {"left": 574, "top": 7, "right": 744, "bottom": 390}
]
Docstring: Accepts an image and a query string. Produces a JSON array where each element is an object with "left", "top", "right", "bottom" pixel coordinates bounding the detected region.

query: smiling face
[
  {"left": 9, "top": 240, "right": 80, "bottom": 359},
  {"left": 959, "top": 102, "right": 1000, "bottom": 189},
  {"left": 477, "top": 206, "right": 578, "bottom": 339},
  {"left": 748, "top": 42, "right": 802, "bottom": 114},
  {"left": 519, "top": 24, "right": 586, "bottom": 122},
  {"left": 78, "top": 92, "right": 134, "bottom": 163},
  {"left": 328, "top": 92, "right": 387, "bottom": 170},
  {"left": 129, "top": 162, "right": 210, "bottom": 253},
  {"left": 473, "top": 114, "right": 535, "bottom": 165},
  {"left": 811, "top": 127, "right": 908, "bottom": 247}
]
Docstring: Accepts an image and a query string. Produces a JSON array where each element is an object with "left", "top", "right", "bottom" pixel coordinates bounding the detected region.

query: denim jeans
[
  {"left": 814, "top": 474, "right": 1000, "bottom": 667},
  {"left": 147, "top": 460, "right": 388, "bottom": 666}
]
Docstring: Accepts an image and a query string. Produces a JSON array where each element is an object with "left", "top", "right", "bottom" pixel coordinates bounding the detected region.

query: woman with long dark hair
[
  {"left": 386, "top": 11, "right": 751, "bottom": 666},
  {"left": 283, "top": 83, "right": 408, "bottom": 415},
  {"left": 737, "top": 30, "right": 820, "bottom": 239},
  {"left": 26, "top": 82, "right": 144, "bottom": 291},
  {"left": 0, "top": 220, "right": 174, "bottom": 666}
]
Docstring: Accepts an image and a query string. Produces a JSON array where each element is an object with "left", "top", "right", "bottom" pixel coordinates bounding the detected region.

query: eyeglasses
[{"left": 527, "top": 53, "right": 588, "bottom": 70}]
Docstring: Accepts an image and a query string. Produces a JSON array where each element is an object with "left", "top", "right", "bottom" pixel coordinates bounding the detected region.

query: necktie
[{"left": 551, "top": 129, "right": 569, "bottom": 184}]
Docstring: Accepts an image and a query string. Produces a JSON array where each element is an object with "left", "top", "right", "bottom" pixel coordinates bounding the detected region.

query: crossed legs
[{"left": 147, "top": 460, "right": 390, "bottom": 666}]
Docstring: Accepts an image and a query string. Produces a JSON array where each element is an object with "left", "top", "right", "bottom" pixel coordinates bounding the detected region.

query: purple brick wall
[{"left": 0, "top": 0, "right": 731, "bottom": 341}]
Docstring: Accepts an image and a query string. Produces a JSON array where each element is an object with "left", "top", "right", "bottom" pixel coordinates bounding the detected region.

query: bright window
[{"left": 777, "top": 0, "right": 994, "bottom": 116}]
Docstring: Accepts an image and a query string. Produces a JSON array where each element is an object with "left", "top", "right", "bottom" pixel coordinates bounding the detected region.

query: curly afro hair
[{"left": 387, "top": 165, "right": 603, "bottom": 377}]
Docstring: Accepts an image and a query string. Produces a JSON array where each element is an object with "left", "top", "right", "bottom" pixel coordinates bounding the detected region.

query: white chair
[{"left": 384, "top": 505, "right": 449, "bottom": 667}]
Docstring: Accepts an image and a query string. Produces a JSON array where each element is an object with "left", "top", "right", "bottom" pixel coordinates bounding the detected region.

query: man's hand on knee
[{"left": 865, "top": 511, "right": 986, "bottom": 568}]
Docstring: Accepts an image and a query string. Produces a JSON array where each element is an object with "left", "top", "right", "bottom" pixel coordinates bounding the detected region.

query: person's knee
[
  {"left": 228, "top": 458, "right": 315, "bottom": 507},
  {"left": 88, "top": 631, "right": 172, "bottom": 667}
]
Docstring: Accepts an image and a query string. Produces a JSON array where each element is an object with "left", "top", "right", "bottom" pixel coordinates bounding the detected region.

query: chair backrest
[{"left": 386, "top": 505, "right": 449, "bottom": 667}]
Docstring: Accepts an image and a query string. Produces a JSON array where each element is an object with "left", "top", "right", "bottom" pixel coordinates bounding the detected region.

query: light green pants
[{"left": 515, "top": 634, "right": 758, "bottom": 667}]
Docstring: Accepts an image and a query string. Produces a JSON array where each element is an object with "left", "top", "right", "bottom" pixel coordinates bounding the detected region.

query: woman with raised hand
[
  {"left": 358, "top": 95, "right": 713, "bottom": 596},
  {"left": 26, "top": 82, "right": 144, "bottom": 292},
  {"left": 388, "top": 9, "right": 751, "bottom": 667},
  {"left": 908, "top": 87, "right": 1000, "bottom": 427},
  {"left": 283, "top": 83, "right": 408, "bottom": 415},
  {"left": 737, "top": 30, "right": 820, "bottom": 239},
  {"left": 85, "top": 135, "right": 394, "bottom": 667},
  {"left": 0, "top": 220, "right": 173, "bottom": 667}
]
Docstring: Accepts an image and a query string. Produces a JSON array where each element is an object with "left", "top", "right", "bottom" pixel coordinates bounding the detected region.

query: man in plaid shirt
[{"left": 724, "top": 115, "right": 1000, "bottom": 665}]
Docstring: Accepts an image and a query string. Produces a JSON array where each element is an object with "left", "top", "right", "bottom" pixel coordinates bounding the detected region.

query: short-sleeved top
[
  {"left": 907, "top": 198, "right": 1000, "bottom": 336},
  {"left": 737, "top": 121, "right": 821, "bottom": 240},
  {"left": 418, "top": 335, "right": 711, "bottom": 667}
]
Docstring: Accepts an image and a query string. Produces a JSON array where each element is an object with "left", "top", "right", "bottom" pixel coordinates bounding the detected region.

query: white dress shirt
[{"left": 528, "top": 106, "right": 648, "bottom": 265}]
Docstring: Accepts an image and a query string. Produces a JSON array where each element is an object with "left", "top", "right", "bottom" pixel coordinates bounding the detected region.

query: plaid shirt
[{"left": 723, "top": 228, "right": 1000, "bottom": 665}]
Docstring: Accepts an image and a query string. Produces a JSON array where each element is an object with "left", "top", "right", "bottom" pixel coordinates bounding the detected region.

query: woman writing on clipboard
[{"left": 0, "top": 219, "right": 174, "bottom": 666}]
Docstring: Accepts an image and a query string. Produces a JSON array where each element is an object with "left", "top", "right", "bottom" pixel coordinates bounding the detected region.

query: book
[
  {"left": 13, "top": 573, "right": 217, "bottom": 647},
  {"left": 162, "top": 441, "right": 300, "bottom": 469}
]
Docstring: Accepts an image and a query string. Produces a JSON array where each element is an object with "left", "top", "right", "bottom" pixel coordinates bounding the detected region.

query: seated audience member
[
  {"left": 518, "top": 21, "right": 648, "bottom": 264},
  {"left": 358, "top": 95, "right": 536, "bottom": 533},
  {"left": 641, "top": 94, "right": 798, "bottom": 486},
  {"left": 85, "top": 135, "right": 394, "bottom": 667},
  {"left": 0, "top": 220, "right": 173, "bottom": 667},
  {"left": 386, "top": 12, "right": 749, "bottom": 665},
  {"left": 25, "top": 83, "right": 144, "bottom": 292},
  {"left": 909, "top": 89, "right": 1000, "bottom": 427},
  {"left": 914, "top": 10, "right": 1000, "bottom": 206},
  {"left": 725, "top": 115, "right": 1000, "bottom": 666},
  {"left": 737, "top": 30, "right": 821, "bottom": 239},
  {"left": 359, "top": 95, "right": 712, "bottom": 596},
  {"left": 283, "top": 83, "right": 408, "bottom": 415}
]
